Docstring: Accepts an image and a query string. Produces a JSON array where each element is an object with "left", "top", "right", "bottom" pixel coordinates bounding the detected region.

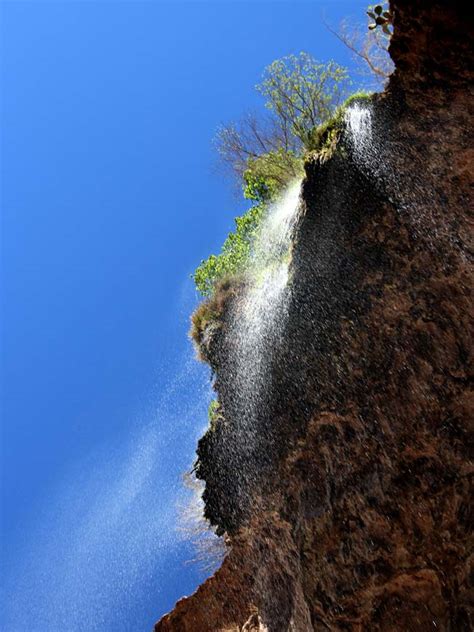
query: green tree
[
  {"left": 194, "top": 54, "right": 351, "bottom": 297},
  {"left": 193, "top": 204, "right": 264, "bottom": 297},
  {"left": 216, "top": 53, "right": 351, "bottom": 182},
  {"left": 257, "top": 53, "right": 350, "bottom": 149}
]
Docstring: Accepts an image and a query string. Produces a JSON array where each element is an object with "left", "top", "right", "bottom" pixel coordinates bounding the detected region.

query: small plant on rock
[
  {"left": 367, "top": 4, "right": 392, "bottom": 35},
  {"left": 208, "top": 399, "right": 224, "bottom": 432}
]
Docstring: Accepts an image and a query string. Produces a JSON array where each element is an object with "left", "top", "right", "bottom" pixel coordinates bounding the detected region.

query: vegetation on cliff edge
[
  {"left": 192, "top": 53, "right": 352, "bottom": 299},
  {"left": 191, "top": 4, "right": 392, "bottom": 350}
]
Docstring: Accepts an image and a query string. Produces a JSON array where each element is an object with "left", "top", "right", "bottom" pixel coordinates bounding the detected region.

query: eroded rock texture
[{"left": 155, "top": 1, "right": 473, "bottom": 630}]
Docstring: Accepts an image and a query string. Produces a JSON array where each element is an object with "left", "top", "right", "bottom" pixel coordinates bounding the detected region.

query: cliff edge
[{"left": 156, "top": 2, "right": 473, "bottom": 630}]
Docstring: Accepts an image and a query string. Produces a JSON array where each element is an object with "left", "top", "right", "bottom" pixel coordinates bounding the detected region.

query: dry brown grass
[
  {"left": 189, "top": 275, "right": 245, "bottom": 361},
  {"left": 177, "top": 471, "right": 227, "bottom": 572}
]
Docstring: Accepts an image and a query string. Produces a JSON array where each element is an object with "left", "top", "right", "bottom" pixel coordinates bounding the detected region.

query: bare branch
[
  {"left": 216, "top": 54, "right": 351, "bottom": 185},
  {"left": 324, "top": 16, "right": 393, "bottom": 85}
]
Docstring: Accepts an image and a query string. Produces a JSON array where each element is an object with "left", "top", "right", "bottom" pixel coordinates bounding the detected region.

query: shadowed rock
[{"left": 155, "top": 2, "right": 473, "bottom": 630}]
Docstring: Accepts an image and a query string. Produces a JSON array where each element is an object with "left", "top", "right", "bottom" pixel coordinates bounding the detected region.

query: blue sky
[{"left": 1, "top": 2, "right": 369, "bottom": 630}]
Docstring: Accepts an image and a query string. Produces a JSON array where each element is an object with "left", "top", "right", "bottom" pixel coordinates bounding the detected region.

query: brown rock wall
[{"left": 155, "top": 2, "right": 473, "bottom": 630}]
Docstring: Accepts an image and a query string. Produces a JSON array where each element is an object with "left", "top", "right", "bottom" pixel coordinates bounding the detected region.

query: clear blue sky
[{"left": 1, "top": 2, "right": 369, "bottom": 630}]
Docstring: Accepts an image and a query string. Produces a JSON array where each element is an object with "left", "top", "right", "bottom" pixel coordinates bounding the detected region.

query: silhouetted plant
[
  {"left": 324, "top": 3, "right": 393, "bottom": 86},
  {"left": 367, "top": 4, "right": 392, "bottom": 35}
]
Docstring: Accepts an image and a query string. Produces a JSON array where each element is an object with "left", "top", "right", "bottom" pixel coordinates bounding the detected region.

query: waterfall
[
  {"left": 345, "top": 103, "right": 374, "bottom": 163},
  {"left": 344, "top": 101, "right": 455, "bottom": 249},
  {"left": 230, "top": 180, "right": 303, "bottom": 436},
  {"left": 2, "top": 352, "right": 220, "bottom": 632}
]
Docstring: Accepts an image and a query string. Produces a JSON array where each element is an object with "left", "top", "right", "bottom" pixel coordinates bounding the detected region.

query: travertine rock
[{"left": 155, "top": 2, "right": 473, "bottom": 630}]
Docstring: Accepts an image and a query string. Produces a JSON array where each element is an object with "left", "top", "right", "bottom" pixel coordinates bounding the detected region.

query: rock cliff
[{"left": 155, "top": 2, "right": 473, "bottom": 630}]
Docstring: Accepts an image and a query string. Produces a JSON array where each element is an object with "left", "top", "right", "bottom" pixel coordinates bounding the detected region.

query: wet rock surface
[{"left": 155, "top": 2, "right": 473, "bottom": 630}]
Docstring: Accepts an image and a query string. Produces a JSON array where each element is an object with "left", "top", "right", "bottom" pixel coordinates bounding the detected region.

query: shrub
[
  {"left": 305, "top": 91, "right": 374, "bottom": 162},
  {"left": 194, "top": 53, "right": 367, "bottom": 299},
  {"left": 190, "top": 300, "right": 219, "bottom": 347},
  {"left": 243, "top": 149, "right": 304, "bottom": 203},
  {"left": 208, "top": 400, "right": 224, "bottom": 432},
  {"left": 190, "top": 276, "right": 245, "bottom": 360},
  {"left": 192, "top": 204, "right": 265, "bottom": 297}
]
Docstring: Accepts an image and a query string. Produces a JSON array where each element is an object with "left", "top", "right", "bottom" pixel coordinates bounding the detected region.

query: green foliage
[
  {"left": 193, "top": 146, "right": 303, "bottom": 296},
  {"left": 342, "top": 91, "right": 373, "bottom": 108},
  {"left": 367, "top": 3, "right": 392, "bottom": 35},
  {"left": 193, "top": 147, "right": 302, "bottom": 296},
  {"left": 306, "top": 108, "right": 345, "bottom": 152},
  {"left": 305, "top": 91, "right": 373, "bottom": 161},
  {"left": 257, "top": 53, "right": 351, "bottom": 149},
  {"left": 208, "top": 399, "right": 224, "bottom": 432},
  {"left": 243, "top": 149, "right": 304, "bottom": 203},
  {"left": 192, "top": 54, "right": 362, "bottom": 298},
  {"left": 193, "top": 204, "right": 265, "bottom": 297}
]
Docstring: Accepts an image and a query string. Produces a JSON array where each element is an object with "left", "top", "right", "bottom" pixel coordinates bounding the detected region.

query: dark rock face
[{"left": 155, "top": 2, "right": 473, "bottom": 630}]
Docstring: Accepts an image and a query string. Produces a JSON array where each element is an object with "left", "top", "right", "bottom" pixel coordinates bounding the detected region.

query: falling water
[
  {"left": 345, "top": 102, "right": 415, "bottom": 222},
  {"left": 345, "top": 103, "right": 374, "bottom": 165},
  {"left": 344, "top": 101, "right": 457, "bottom": 250},
  {"left": 230, "top": 180, "right": 303, "bottom": 434},
  {"left": 2, "top": 348, "right": 220, "bottom": 632},
  {"left": 241, "top": 180, "right": 302, "bottom": 340}
]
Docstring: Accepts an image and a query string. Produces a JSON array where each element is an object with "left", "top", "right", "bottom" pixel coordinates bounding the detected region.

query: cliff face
[{"left": 156, "top": 2, "right": 473, "bottom": 630}]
